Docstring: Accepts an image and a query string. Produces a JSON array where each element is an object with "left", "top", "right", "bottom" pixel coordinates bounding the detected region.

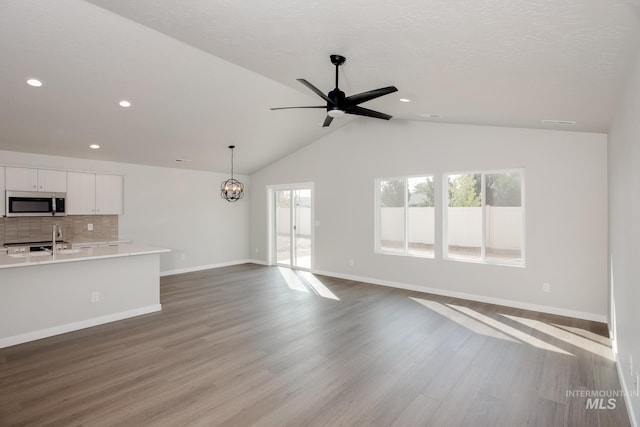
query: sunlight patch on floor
[
  {"left": 410, "top": 298, "right": 518, "bottom": 343},
  {"left": 449, "top": 304, "right": 574, "bottom": 356},
  {"left": 552, "top": 323, "right": 611, "bottom": 346},
  {"left": 411, "top": 297, "right": 574, "bottom": 356},
  {"left": 278, "top": 267, "right": 309, "bottom": 293},
  {"left": 278, "top": 268, "right": 339, "bottom": 300},
  {"left": 501, "top": 315, "right": 614, "bottom": 361},
  {"left": 298, "top": 271, "right": 339, "bottom": 300}
]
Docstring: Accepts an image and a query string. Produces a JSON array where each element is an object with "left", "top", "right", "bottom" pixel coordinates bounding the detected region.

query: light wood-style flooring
[{"left": 0, "top": 263, "right": 630, "bottom": 426}]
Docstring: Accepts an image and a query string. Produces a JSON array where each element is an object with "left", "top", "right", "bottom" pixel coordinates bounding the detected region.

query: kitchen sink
[
  {"left": 9, "top": 251, "right": 52, "bottom": 258},
  {"left": 8, "top": 249, "right": 84, "bottom": 258}
]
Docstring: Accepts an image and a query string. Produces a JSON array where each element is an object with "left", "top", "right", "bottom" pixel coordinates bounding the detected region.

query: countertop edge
[{"left": 0, "top": 246, "right": 171, "bottom": 269}]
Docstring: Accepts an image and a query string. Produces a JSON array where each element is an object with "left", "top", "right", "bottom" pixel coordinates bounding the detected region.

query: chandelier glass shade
[{"left": 220, "top": 145, "right": 244, "bottom": 202}]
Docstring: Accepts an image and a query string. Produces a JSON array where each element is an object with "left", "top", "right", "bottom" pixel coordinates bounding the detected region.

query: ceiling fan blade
[
  {"left": 322, "top": 115, "right": 333, "bottom": 128},
  {"left": 322, "top": 115, "right": 334, "bottom": 127},
  {"left": 270, "top": 106, "right": 326, "bottom": 110},
  {"left": 297, "top": 79, "right": 333, "bottom": 104},
  {"left": 345, "top": 105, "right": 392, "bottom": 120},
  {"left": 345, "top": 86, "right": 398, "bottom": 106}
]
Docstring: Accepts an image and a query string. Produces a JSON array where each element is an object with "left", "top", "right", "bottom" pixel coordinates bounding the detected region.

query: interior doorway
[{"left": 271, "top": 186, "right": 313, "bottom": 270}]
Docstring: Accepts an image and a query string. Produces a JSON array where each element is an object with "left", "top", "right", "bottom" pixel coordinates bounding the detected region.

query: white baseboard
[
  {"left": 0, "top": 304, "right": 162, "bottom": 349},
  {"left": 160, "top": 259, "right": 254, "bottom": 276},
  {"left": 312, "top": 269, "right": 607, "bottom": 323},
  {"left": 161, "top": 261, "right": 606, "bottom": 322}
]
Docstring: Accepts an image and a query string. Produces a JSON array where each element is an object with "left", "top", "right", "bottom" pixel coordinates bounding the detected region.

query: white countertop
[
  {"left": 71, "top": 240, "right": 132, "bottom": 248},
  {"left": 0, "top": 244, "right": 170, "bottom": 269}
]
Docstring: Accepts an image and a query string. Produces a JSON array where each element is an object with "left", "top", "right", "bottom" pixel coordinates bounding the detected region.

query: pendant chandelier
[{"left": 220, "top": 145, "right": 244, "bottom": 202}]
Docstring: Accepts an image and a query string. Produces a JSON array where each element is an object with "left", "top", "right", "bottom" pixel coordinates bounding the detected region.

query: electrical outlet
[
  {"left": 349, "top": 259, "right": 354, "bottom": 267},
  {"left": 87, "top": 223, "right": 93, "bottom": 231},
  {"left": 542, "top": 282, "right": 550, "bottom": 293},
  {"left": 91, "top": 291, "right": 100, "bottom": 303}
]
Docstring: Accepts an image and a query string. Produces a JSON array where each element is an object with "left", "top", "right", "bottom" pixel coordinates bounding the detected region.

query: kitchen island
[{"left": 0, "top": 244, "right": 169, "bottom": 348}]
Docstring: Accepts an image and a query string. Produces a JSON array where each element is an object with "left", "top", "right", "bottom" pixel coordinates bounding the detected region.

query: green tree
[
  {"left": 380, "top": 179, "right": 406, "bottom": 207},
  {"left": 486, "top": 172, "right": 521, "bottom": 206},
  {"left": 448, "top": 174, "right": 481, "bottom": 207},
  {"left": 411, "top": 179, "right": 435, "bottom": 207}
]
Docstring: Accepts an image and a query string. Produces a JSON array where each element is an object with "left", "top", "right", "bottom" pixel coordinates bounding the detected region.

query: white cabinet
[
  {"left": 5, "top": 167, "right": 66, "bottom": 192},
  {"left": 0, "top": 166, "right": 5, "bottom": 216},
  {"left": 38, "top": 169, "right": 67, "bottom": 192},
  {"left": 96, "top": 174, "right": 123, "bottom": 215},
  {"left": 67, "top": 172, "right": 96, "bottom": 214},
  {"left": 5, "top": 167, "right": 36, "bottom": 191},
  {"left": 67, "top": 172, "right": 123, "bottom": 215}
]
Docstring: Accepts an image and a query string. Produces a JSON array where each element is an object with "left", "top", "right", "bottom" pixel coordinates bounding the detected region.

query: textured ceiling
[{"left": 1, "top": 0, "right": 639, "bottom": 173}]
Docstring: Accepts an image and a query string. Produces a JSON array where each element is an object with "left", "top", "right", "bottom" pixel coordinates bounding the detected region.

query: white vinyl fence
[
  {"left": 278, "top": 206, "right": 522, "bottom": 250},
  {"left": 381, "top": 206, "right": 522, "bottom": 250},
  {"left": 276, "top": 207, "right": 312, "bottom": 236},
  {"left": 380, "top": 207, "right": 435, "bottom": 244}
]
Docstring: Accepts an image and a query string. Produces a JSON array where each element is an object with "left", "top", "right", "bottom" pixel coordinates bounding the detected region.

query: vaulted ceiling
[{"left": 1, "top": 0, "right": 639, "bottom": 173}]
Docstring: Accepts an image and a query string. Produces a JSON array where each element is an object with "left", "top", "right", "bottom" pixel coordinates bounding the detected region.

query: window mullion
[
  {"left": 404, "top": 177, "right": 409, "bottom": 254},
  {"left": 480, "top": 173, "right": 486, "bottom": 261}
]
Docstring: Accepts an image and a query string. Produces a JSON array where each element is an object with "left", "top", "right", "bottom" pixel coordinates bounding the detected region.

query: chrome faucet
[{"left": 52, "top": 224, "right": 62, "bottom": 256}]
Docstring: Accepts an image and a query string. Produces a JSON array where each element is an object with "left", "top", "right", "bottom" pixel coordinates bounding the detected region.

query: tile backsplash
[{"left": 0, "top": 215, "right": 118, "bottom": 246}]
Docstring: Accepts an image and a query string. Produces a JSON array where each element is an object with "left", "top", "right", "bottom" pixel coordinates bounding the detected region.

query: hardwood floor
[{"left": 0, "top": 263, "right": 630, "bottom": 426}]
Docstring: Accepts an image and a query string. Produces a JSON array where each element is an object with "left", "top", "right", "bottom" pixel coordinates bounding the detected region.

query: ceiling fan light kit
[{"left": 271, "top": 54, "right": 398, "bottom": 127}]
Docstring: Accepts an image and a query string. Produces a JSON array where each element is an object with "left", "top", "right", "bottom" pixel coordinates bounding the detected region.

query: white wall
[
  {"left": 250, "top": 120, "right": 608, "bottom": 320},
  {"left": 0, "top": 150, "right": 250, "bottom": 274},
  {"left": 608, "top": 48, "right": 640, "bottom": 426}
]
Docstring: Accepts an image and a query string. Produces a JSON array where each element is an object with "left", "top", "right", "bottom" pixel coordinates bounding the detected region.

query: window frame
[
  {"left": 375, "top": 174, "right": 435, "bottom": 258},
  {"left": 443, "top": 168, "right": 525, "bottom": 267}
]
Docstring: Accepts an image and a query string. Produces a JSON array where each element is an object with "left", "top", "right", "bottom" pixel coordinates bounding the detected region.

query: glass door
[
  {"left": 275, "top": 190, "right": 292, "bottom": 266},
  {"left": 274, "top": 188, "right": 312, "bottom": 270}
]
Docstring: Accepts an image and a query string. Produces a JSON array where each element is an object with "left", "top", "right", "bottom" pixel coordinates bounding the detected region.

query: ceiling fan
[{"left": 271, "top": 55, "right": 398, "bottom": 127}]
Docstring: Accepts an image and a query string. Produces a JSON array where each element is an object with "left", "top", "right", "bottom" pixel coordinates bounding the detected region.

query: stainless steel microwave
[{"left": 5, "top": 191, "right": 67, "bottom": 217}]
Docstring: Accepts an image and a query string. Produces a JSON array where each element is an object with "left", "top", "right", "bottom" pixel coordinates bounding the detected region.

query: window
[
  {"left": 376, "top": 176, "right": 434, "bottom": 257},
  {"left": 445, "top": 170, "right": 524, "bottom": 265}
]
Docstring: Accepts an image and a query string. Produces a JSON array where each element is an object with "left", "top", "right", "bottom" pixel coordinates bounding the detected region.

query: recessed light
[
  {"left": 419, "top": 113, "right": 442, "bottom": 119},
  {"left": 399, "top": 98, "right": 411, "bottom": 103},
  {"left": 541, "top": 119, "right": 576, "bottom": 125},
  {"left": 119, "top": 100, "right": 131, "bottom": 108},
  {"left": 26, "top": 78, "right": 43, "bottom": 87},
  {"left": 89, "top": 144, "right": 100, "bottom": 149},
  {"left": 175, "top": 159, "right": 192, "bottom": 163}
]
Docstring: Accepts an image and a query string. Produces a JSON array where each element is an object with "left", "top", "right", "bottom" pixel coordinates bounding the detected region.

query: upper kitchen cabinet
[
  {"left": 95, "top": 174, "right": 123, "bottom": 215},
  {"left": 67, "top": 172, "right": 96, "bottom": 215},
  {"left": 67, "top": 172, "right": 123, "bottom": 215},
  {"left": 0, "top": 166, "right": 5, "bottom": 216},
  {"left": 5, "top": 167, "right": 67, "bottom": 192}
]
